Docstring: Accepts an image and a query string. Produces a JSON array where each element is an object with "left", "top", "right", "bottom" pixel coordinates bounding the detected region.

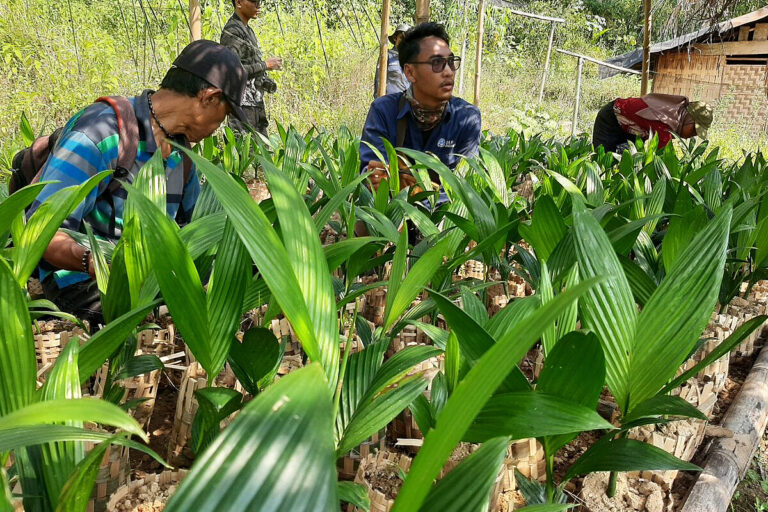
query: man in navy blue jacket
[{"left": 360, "top": 23, "right": 481, "bottom": 196}]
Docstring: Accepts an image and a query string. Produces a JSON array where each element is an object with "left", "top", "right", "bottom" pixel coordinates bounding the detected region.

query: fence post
[
  {"left": 377, "top": 0, "right": 392, "bottom": 98},
  {"left": 473, "top": 0, "right": 486, "bottom": 107},
  {"left": 189, "top": 0, "right": 201, "bottom": 41},
  {"left": 538, "top": 20, "right": 556, "bottom": 103},
  {"left": 571, "top": 57, "right": 584, "bottom": 137},
  {"left": 641, "top": 0, "right": 652, "bottom": 95}
]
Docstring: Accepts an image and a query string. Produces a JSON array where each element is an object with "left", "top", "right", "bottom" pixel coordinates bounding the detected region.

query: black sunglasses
[{"left": 408, "top": 55, "right": 461, "bottom": 73}]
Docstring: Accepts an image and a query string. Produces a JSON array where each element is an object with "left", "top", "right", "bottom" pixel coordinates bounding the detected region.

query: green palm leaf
[
  {"left": 572, "top": 197, "right": 636, "bottom": 413},
  {"left": 165, "top": 364, "right": 337, "bottom": 512},
  {"left": 629, "top": 206, "right": 731, "bottom": 409},
  {"left": 392, "top": 279, "right": 599, "bottom": 511}
]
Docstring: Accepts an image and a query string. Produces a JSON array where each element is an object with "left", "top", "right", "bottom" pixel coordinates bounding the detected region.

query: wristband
[{"left": 82, "top": 249, "right": 91, "bottom": 274}]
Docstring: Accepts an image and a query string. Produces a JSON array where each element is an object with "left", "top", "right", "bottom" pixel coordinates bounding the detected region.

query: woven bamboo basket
[
  {"left": 626, "top": 377, "right": 715, "bottom": 490},
  {"left": 487, "top": 440, "right": 545, "bottom": 512},
  {"left": 349, "top": 451, "right": 411, "bottom": 512},
  {"left": 106, "top": 469, "right": 188, "bottom": 512},
  {"left": 724, "top": 296, "right": 765, "bottom": 357},
  {"left": 486, "top": 269, "right": 531, "bottom": 317},
  {"left": 33, "top": 326, "right": 86, "bottom": 383},
  {"left": 92, "top": 357, "right": 162, "bottom": 430},
  {"left": 27, "top": 277, "right": 44, "bottom": 299},
  {"left": 277, "top": 354, "right": 304, "bottom": 377},
  {"left": 675, "top": 314, "right": 735, "bottom": 394},
  {"left": 387, "top": 299, "right": 432, "bottom": 358},
  {"left": 166, "top": 363, "right": 244, "bottom": 466},
  {"left": 85, "top": 442, "right": 130, "bottom": 512},
  {"left": 362, "top": 287, "right": 387, "bottom": 327},
  {"left": 269, "top": 316, "right": 303, "bottom": 356},
  {"left": 320, "top": 224, "right": 340, "bottom": 246},
  {"left": 388, "top": 356, "right": 442, "bottom": 450},
  {"left": 338, "top": 429, "right": 388, "bottom": 482},
  {"left": 136, "top": 326, "right": 176, "bottom": 357},
  {"left": 506, "top": 438, "right": 546, "bottom": 482},
  {"left": 458, "top": 259, "right": 485, "bottom": 281}
]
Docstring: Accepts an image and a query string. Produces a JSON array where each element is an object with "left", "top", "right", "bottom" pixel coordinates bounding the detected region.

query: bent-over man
[
  {"left": 593, "top": 93, "right": 713, "bottom": 153},
  {"left": 29, "top": 40, "right": 248, "bottom": 325},
  {"left": 373, "top": 23, "right": 411, "bottom": 98}
]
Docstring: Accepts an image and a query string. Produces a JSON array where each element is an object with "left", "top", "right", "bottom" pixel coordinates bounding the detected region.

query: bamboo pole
[
  {"left": 458, "top": 0, "right": 468, "bottom": 96},
  {"left": 571, "top": 57, "right": 583, "bottom": 137},
  {"left": 641, "top": 0, "right": 652, "bottom": 95},
  {"left": 538, "top": 21, "right": 556, "bottom": 103},
  {"left": 680, "top": 345, "right": 768, "bottom": 512},
  {"left": 473, "top": 0, "right": 486, "bottom": 107},
  {"left": 415, "top": 0, "right": 430, "bottom": 24},
  {"left": 275, "top": 0, "right": 285, "bottom": 37},
  {"left": 189, "top": 0, "right": 201, "bottom": 41},
  {"left": 311, "top": 0, "right": 330, "bottom": 71},
  {"left": 377, "top": 0, "right": 391, "bottom": 98}
]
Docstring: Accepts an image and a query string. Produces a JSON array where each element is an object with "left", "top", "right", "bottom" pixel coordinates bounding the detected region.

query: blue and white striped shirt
[{"left": 28, "top": 89, "right": 200, "bottom": 287}]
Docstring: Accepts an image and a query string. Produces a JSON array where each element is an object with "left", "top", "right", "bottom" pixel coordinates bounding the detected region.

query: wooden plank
[
  {"left": 694, "top": 40, "right": 768, "bottom": 55},
  {"left": 739, "top": 26, "right": 751, "bottom": 41},
  {"left": 754, "top": 23, "right": 768, "bottom": 40}
]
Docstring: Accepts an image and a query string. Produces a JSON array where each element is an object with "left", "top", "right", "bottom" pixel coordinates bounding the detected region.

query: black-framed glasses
[{"left": 408, "top": 55, "right": 461, "bottom": 73}]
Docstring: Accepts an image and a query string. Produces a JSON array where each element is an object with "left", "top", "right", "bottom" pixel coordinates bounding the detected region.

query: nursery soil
[
  {"left": 130, "top": 375, "right": 180, "bottom": 473},
  {"left": 246, "top": 177, "right": 270, "bottom": 202},
  {"left": 365, "top": 461, "right": 404, "bottom": 501},
  {"left": 110, "top": 478, "right": 179, "bottom": 512}
]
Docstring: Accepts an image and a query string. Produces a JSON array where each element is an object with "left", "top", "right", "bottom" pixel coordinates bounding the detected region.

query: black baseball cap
[{"left": 171, "top": 39, "right": 248, "bottom": 122}]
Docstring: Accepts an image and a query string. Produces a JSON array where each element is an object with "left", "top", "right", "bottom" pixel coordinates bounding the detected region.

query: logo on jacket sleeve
[{"left": 437, "top": 138, "right": 455, "bottom": 148}]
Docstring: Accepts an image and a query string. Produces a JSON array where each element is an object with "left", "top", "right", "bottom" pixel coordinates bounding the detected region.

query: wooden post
[
  {"left": 415, "top": 0, "right": 430, "bottom": 24},
  {"left": 473, "top": 0, "right": 486, "bottom": 107},
  {"left": 538, "top": 21, "right": 556, "bottom": 103},
  {"left": 189, "top": 0, "right": 201, "bottom": 41},
  {"left": 641, "top": 0, "right": 652, "bottom": 95},
  {"left": 377, "top": 0, "right": 391, "bottom": 98},
  {"left": 571, "top": 57, "right": 583, "bottom": 137}
]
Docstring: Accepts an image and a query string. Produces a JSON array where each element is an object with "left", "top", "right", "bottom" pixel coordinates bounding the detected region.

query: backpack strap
[
  {"left": 94, "top": 96, "right": 139, "bottom": 236},
  {"left": 396, "top": 94, "right": 408, "bottom": 148},
  {"left": 94, "top": 96, "right": 139, "bottom": 195}
]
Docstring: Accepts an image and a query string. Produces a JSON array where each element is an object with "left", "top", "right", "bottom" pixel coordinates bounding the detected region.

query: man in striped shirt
[{"left": 30, "top": 40, "right": 247, "bottom": 326}]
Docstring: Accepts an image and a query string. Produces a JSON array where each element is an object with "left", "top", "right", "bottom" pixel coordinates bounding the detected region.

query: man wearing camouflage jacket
[{"left": 221, "top": 0, "right": 282, "bottom": 135}]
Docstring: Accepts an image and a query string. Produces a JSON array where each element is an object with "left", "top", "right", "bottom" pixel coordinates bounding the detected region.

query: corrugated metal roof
[{"left": 599, "top": 6, "right": 768, "bottom": 78}]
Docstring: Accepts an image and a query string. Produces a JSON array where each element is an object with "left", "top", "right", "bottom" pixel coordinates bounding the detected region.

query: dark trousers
[
  {"left": 42, "top": 276, "right": 103, "bottom": 327},
  {"left": 229, "top": 102, "right": 268, "bottom": 136},
  {"left": 592, "top": 100, "right": 634, "bottom": 153}
]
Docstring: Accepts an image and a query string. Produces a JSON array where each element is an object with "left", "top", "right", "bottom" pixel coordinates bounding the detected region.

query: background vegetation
[{"left": 1, "top": 0, "right": 767, "bottom": 168}]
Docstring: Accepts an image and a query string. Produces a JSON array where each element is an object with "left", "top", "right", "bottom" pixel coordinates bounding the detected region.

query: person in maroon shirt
[{"left": 593, "top": 93, "right": 712, "bottom": 153}]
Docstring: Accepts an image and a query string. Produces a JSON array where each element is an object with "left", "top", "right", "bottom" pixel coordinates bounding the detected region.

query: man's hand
[
  {"left": 366, "top": 161, "right": 388, "bottom": 192},
  {"left": 43, "top": 231, "right": 97, "bottom": 278},
  {"left": 399, "top": 171, "right": 417, "bottom": 188},
  {"left": 266, "top": 57, "right": 283, "bottom": 71}
]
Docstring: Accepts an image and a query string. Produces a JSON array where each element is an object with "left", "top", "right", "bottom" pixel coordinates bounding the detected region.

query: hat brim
[
  {"left": 389, "top": 32, "right": 403, "bottom": 44},
  {"left": 228, "top": 99, "right": 248, "bottom": 124},
  {"left": 695, "top": 124, "right": 708, "bottom": 139}
]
